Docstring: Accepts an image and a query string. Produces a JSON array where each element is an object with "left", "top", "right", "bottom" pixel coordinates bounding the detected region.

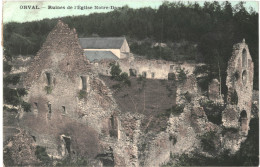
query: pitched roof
[
  {"left": 79, "top": 37, "right": 125, "bottom": 49},
  {"left": 84, "top": 51, "right": 118, "bottom": 62}
]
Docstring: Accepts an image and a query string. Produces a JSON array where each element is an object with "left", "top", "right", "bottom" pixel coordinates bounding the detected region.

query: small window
[
  {"left": 34, "top": 102, "right": 38, "bottom": 109},
  {"left": 151, "top": 72, "right": 155, "bottom": 78},
  {"left": 46, "top": 73, "right": 51, "bottom": 86},
  {"left": 129, "top": 69, "right": 137, "bottom": 77},
  {"left": 80, "top": 76, "right": 87, "bottom": 90},
  {"left": 48, "top": 103, "right": 52, "bottom": 113},
  {"left": 142, "top": 72, "right": 147, "bottom": 78},
  {"left": 242, "top": 49, "right": 247, "bottom": 68},
  {"left": 62, "top": 106, "right": 66, "bottom": 114}
]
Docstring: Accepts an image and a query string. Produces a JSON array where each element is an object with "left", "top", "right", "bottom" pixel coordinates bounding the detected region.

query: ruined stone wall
[
  {"left": 95, "top": 57, "right": 204, "bottom": 80},
  {"left": 20, "top": 21, "right": 122, "bottom": 162},
  {"left": 223, "top": 40, "right": 254, "bottom": 136}
]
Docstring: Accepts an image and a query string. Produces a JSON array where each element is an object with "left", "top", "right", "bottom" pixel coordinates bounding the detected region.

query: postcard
[{"left": 2, "top": 0, "right": 259, "bottom": 166}]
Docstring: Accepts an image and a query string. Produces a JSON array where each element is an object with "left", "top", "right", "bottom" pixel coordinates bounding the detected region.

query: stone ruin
[
  {"left": 7, "top": 21, "right": 255, "bottom": 166},
  {"left": 222, "top": 39, "right": 254, "bottom": 136}
]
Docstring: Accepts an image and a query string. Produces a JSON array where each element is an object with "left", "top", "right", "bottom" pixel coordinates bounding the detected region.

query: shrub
[
  {"left": 110, "top": 62, "right": 121, "bottom": 78},
  {"left": 78, "top": 90, "right": 87, "bottom": 99},
  {"left": 3, "top": 61, "right": 12, "bottom": 73},
  {"left": 4, "top": 74, "right": 20, "bottom": 86},
  {"left": 199, "top": 100, "right": 224, "bottom": 125},
  {"left": 177, "top": 68, "right": 187, "bottom": 83},
  {"left": 165, "top": 105, "right": 185, "bottom": 117},
  {"left": 222, "top": 127, "right": 239, "bottom": 135},
  {"left": 35, "top": 146, "right": 51, "bottom": 163},
  {"left": 200, "top": 131, "right": 217, "bottom": 152},
  {"left": 21, "top": 101, "right": 31, "bottom": 112},
  {"left": 56, "top": 157, "right": 89, "bottom": 166},
  {"left": 44, "top": 86, "right": 52, "bottom": 94}
]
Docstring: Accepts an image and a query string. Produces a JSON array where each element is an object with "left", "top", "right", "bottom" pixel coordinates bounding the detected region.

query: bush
[
  {"left": 177, "top": 68, "right": 187, "bottom": 83},
  {"left": 78, "top": 90, "right": 87, "bottom": 99},
  {"left": 200, "top": 100, "right": 224, "bottom": 125},
  {"left": 56, "top": 156, "right": 89, "bottom": 166},
  {"left": 35, "top": 146, "right": 51, "bottom": 163},
  {"left": 44, "top": 86, "right": 52, "bottom": 94},
  {"left": 4, "top": 74, "right": 20, "bottom": 86},
  {"left": 110, "top": 62, "right": 121, "bottom": 78},
  {"left": 165, "top": 105, "right": 185, "bottom": 117},
  {"left": 3, "top": 61, "right": 12, "bottom": 73},
  {"left": 200, "top": 131, "right": 217, "bottom": 152},
  {"left": 21, "top": 101, "right": 31, "bottom": 112}
]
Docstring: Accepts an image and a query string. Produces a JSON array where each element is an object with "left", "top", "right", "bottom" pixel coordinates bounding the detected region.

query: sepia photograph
[{"left": 2, "top": 0, "right": 259, "bottom": 166}]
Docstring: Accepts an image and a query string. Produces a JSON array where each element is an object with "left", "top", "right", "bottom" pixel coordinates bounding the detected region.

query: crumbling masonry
[{"left": 13, "top": 21, "right": 254, "bottom": 166}]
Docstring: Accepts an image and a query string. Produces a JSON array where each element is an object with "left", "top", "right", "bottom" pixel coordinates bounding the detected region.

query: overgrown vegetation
[
  {"left": 78, "top": 90, "right": 87, "bottom": 99},
  {"left": 44, "top": 86, "right": 52, "bottom": 94},
  {"left": 56, "top": 156, "right": 89, "bottom": 166},
  {"left": 35, "top": 146, "right": 51, "bottom": 165},
  {"left": 200, "top": 131, "right": 218, "bottom": 152},
  {"left": 110, "top": 62, "right": 131, "bottom": 90},
  {"left": 3, "top": 1, "right": 258, "bottom": 89},
  {"left": 164, "top": 118, "right": 259, "bottom": 166},
  {"left": 177, "top": 68, "right": 187, "bottom": 84},
  {"left": 199, "top": 100, "right": 224, "bottom": 125},
  {"left": 164, "top": 104, "right": 185, "bottom": 117}
]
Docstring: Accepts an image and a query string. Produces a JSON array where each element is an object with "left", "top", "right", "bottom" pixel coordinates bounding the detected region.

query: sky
[{"left": 2, "top": 0, "right": 259, "bottom": 23}]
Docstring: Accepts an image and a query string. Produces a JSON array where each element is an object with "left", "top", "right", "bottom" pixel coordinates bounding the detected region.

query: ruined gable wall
[
  {"left": 24, "top": 20, "right": 91, "bottom": 88},
  {"left": 20, "top": 21, "right": 123, "bottom": 160},
  {"left": 223, "top": 41, "right": 254, "bottom": 134}
]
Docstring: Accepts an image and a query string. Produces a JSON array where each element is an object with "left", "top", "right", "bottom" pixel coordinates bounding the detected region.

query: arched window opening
[
  {"left": 46, "top": 73, "right": 51, "bottom": 86},
  {"left": 80, "top": 76, "right": 86, "bottom": 90},
  {"left": 242, "top": 49, "right": 247, "bottom": 68},
  {"left": 142, "top": 72, "right": 147, "bottom": 78},
  {"left": 239, "top": 110, "right": 248, "bottom": 133},
  {"left": 129, "top": 69, "right": 137, "bottom": 77},
  {"left": 242, "top": 70, "right": 247, "bottom": 85}
]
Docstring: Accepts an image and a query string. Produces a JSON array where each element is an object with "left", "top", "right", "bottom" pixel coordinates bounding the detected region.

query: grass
[
  {"left": 78, "top": 90, "right": 87, "bottom": 99},
  {"left": 44, "top": 86, "right": 52, "bottom": 94}
]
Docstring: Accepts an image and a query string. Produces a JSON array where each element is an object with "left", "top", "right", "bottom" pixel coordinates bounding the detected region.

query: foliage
[
  {"left": 21, "top": 101, "right": 31, "bottom": 112},
  {"left": 110, "top": 63, "right": 131, "bottom": 88},
  {"left": 194, "top": 65, "right": 210, "bottom": 75},
  {"left": 3, "top": 2, "right": 258, "bottom": 89},
  {"left": 177, "top": 68, "right": 187, "bottom": 83},
  {"left": 109, "top": 62, "right": 122, "bottom": 79},
  {"left": 78, "top": 90, "right": 87, "bottom": 99},
  {"left": 165, "top": 118, "right": 259, "bottom": 166},
  {"left": 165, "top": 105, "right": 185, "bottom": 117},
  {"left": 56, "top": 156, "right": 89, "bottom": 166},
  {"left": 3, "top": 74, "right": 20, "bottom": 86},
  {"left": 222, "top": 127, "right": 239, "bottom": 135},
  {"left": 3, "top": 61, "right": 12, "bottom": 73},
  {"left": 199, "top": 100, "right": 224, "bottom": 125},
  {"left": 200, "top": 131, "right": 217, "bottom": 152},
  {"left": 169, "top": 135, "right": 177, "bottom": 145},
  {"left": 35, "top": 146, "right": 51, "bottom": 164},
  {"left": 44, "top": 86, "right": 52, "bottom": 94},
  {"left": 3, "top": 148, "right": 14, "bottom": 166}
]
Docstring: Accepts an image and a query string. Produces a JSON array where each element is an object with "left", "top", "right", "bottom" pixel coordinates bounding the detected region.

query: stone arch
[
  {"left": 242, "top": 70, "right": 247, "bottom": 85},
  {"left": 239, "top": 110, "right": 248, "bottom": 133},
  {"left": 242, "top": 49, "right": 247, "bottom": 68}
]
